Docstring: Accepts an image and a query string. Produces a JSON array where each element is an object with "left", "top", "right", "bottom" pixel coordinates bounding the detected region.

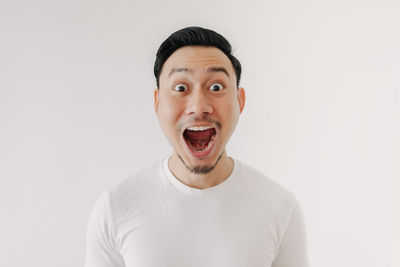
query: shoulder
[{"left": 100, "top": 160, "right": 164, "bottom": 221}]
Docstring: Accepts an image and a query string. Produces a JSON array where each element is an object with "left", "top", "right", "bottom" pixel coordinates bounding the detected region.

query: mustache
[{"left": 178, "top": 115, "right": 222, "bottom": 131}]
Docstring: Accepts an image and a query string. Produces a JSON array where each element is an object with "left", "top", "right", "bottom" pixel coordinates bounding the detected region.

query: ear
[
  {"left": 154, "top": 88, "right": 159, "bottom": 113},
  {"left": 237, "top": 87, "right": 245, "bottom": 114}
]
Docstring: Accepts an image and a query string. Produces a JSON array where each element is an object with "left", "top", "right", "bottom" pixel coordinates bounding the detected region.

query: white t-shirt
[{"left": 85, "top": 157, "right": 309, "bottom": 267}]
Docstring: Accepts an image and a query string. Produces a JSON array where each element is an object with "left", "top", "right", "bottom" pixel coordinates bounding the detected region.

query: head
[{"left": 154, "top": 26, "right": 245, "bottom": 175}]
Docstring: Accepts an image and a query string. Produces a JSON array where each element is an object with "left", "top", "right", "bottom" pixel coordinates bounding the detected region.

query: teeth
[{"left": 187, "top": 125, "right": 214, "bottom": 131}]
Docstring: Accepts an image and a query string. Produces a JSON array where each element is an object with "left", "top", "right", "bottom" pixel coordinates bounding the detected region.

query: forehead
[{"left": 160, "top": 46, "right": 234, "bottom": 78}]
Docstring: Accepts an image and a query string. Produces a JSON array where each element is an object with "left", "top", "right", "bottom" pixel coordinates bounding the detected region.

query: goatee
[{"left": 177, "top": 153, "right": 223, "bottom": 174}]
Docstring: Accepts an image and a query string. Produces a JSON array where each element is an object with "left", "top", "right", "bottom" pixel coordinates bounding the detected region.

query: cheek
[
  {"left": 218, "top": 101, "right": 240, "bottom": 132},
  {"left": 157, "top": 98, "right": 182, "bottom": 129},
  {"left": 220, "top": 99, "right": 239, "bottom": 119}
]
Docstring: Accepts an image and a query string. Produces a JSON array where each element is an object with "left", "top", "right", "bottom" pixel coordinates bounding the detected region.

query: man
[{"left": 85, "top": 26, "right": 309, "bottom": 267}]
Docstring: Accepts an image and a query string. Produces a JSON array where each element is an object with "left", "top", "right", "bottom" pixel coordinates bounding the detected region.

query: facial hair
[{"left": 177, "top": 152, "right": 223, "bottom": 174}]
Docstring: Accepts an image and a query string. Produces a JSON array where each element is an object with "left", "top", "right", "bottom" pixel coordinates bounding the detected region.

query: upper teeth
[{"left": 187, "top": 125, "right": 214, "bottom": 131}]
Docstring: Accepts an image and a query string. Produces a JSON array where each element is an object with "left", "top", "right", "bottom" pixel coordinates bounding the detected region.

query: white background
[{"left": 0, "top": 0, "right": 399, "bottom": 266}]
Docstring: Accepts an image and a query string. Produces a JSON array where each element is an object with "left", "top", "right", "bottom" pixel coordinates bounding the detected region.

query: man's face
[{"left": 154, "top": 46, "right": 245, "bottom": 174}]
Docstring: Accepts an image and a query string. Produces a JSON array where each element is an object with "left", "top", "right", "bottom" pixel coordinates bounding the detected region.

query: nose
[{"left": 184, "top": 87, "right": 213, "bottom": 116}]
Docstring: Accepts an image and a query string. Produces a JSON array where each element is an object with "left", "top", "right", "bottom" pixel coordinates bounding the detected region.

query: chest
[{"left": 115, "top": 197, "right": 278, "bottom": 267}]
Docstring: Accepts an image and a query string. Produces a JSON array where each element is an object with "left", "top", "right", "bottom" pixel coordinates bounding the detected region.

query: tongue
[{"left": 184, "top": 128, "right": 216, "bottom": 151}]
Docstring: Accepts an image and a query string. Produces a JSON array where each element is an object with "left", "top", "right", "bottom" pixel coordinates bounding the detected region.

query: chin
[{"left": 177, "top": 150, "right": 224, "bottom": 175}]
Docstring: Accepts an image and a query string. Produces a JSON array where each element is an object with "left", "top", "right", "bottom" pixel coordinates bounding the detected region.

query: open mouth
[{"left": 183, "top": 125, "right": 217, "bottom": 153}]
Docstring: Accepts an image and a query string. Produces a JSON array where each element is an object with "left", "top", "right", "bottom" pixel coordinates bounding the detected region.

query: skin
[{"left": 154, "top": 46, "right": 245, "bottom": 189}]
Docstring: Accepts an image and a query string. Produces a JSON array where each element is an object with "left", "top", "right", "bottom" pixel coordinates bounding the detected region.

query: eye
[
  {"left": 209, "top": 82, "right": 223, "bottom": 92},
  {"left": 173, "top": 83, "right": 188, "bottom": 92}
]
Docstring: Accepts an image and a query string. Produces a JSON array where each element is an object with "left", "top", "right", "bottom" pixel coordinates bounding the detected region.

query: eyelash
[
  {"left": 209, "top": 82, "right": 224, "bottom": 91},
  {"left": 173, "top": 83, "right": 188, "bottom": 92}
]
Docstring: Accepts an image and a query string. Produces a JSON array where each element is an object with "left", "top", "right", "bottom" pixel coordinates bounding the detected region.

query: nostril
[{"left": 185, "top": 95, "right": 213, "bottom": 115}]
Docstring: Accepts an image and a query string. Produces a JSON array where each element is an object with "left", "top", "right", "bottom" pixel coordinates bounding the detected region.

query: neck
[{"left": 167, "top": 151, "right": 234, "bottom": 189}]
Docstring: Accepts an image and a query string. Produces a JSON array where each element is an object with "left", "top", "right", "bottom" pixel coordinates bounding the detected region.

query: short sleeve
[
  {"left": 84, "top": 190, "right": 125, "bottom": 267},
  {"left": 271, "top": 196, "right": 310, "bottom": 267}
]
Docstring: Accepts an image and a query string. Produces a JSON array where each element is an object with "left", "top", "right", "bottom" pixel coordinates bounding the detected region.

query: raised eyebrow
[
  {"left": 168, "top": 67, "right": 190, "bottom": 77},
  {"left": 206, "top": 67, "right": 230, "bottom": 77}
]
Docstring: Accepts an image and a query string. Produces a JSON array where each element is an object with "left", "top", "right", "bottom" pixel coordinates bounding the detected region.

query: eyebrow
[
  {"left": 168, "top": 67, "right": 190, "bottom": 77},
  {"left": 206, "top": 66, "right": 230, "bottom": 77},
  {"left": 168, "top": 66, "right": 230, "bottom": 78}
]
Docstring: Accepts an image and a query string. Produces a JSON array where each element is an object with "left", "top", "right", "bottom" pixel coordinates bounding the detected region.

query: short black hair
[{"left": 154, "top": 26, "right": 242, "bottom": 88}]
